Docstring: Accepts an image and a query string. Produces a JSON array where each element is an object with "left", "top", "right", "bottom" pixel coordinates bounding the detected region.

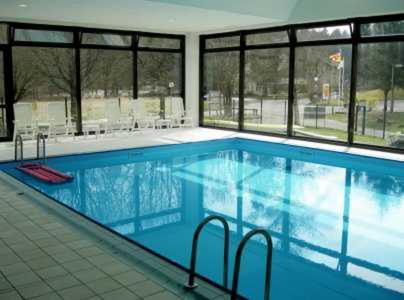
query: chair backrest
[
  {"left": 47, "top": 102, "right": 67, "bottom": 125},
  {"left": 14, "top": 102, "right": 33, "bottom": 127},
  {"left": 132, "top": 99, "right": 147, "bottom": 118},
  {"left": 164, "top": 97, "right": 174, "bottom": 116},
  {"left": 105, "top": 98, "right": 121, "bottom": 122},
  {"left": 172, "top": 97, "right": 185, "bottom": 116}
]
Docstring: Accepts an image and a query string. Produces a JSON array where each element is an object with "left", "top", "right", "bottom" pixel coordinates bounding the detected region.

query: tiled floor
[
  {"left": 0, "top": 176, "right": 227, "bottom": 299},
  {"left": 1, "top": 127, "right": 403, "bottom": 299}
]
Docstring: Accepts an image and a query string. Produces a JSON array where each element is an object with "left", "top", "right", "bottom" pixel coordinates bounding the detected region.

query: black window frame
[
  {"left": 80, "top": 31, "right": 134, "bottom": 49},
  {"left": 0, "top": 22, "right": 185, "bottom": 141},
  {"left": 200, "top": 12, "right": 404, "bottom": 154}
]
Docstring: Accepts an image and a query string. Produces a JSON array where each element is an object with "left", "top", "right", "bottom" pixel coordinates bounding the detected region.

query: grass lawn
[
  {"left": 328, "top": 111, "right": 404, "bottom": 133},
  {"left": 360, "top": 112, "right": 404, "bottom": 132},
  {"left": 203, "top": 116, "right": 388, "bottom": 146},
  {"left": 297, "top": 127, "right": 387, "bottom": 146},
  {"left": 357, "top": 88, "right": 404, "bottom": 105}
]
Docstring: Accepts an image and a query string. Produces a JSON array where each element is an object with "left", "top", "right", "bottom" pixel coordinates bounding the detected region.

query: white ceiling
[{"left": 0, "top": 0, "right": 403, "bottom": 34}]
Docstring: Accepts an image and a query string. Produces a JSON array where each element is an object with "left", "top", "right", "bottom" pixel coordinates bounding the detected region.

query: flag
[{"left": 329, "top": 52, "right": 342, "bottom": 64}]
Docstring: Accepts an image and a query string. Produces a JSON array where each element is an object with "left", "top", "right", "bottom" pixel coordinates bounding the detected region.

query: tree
[
  {"left": 205, "top": 52, "right": 239, "bottom": 118},
  {"left": 359, "top": 22, "right": 404, "bottom": 113},
  {"left": 33, "top": 48, "right": 77, "bottom": 116},
  {"left": 247, "top": 49, "right": 286, "bottom": 98},
  {"left": 12, "top": 47, "right": 101, "bottom": 121},
  {"left": 81, "top": 49, "right": 132, "bottom": 98},
  {"left": 138, "top": 52, "right": 181, "bottom": 116},
  {"left": 12, "top": 48, "right": 37, "bottom": 103}
]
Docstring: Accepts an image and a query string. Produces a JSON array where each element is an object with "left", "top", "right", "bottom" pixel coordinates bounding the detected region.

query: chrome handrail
[
  {"left": 231, "top": 228, "right": 273, "bottom": 300},
  {"left": 36, "top": 133, "right": 46, "bottom": 163},
  {"left": 14, "top": 134, "right": 23, "bottom": 163},
  {"left": 184, "top": 215, "right": 230, "bottom": 289}
]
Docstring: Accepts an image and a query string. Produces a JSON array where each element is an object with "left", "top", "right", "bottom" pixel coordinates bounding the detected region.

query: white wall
[{"left": 185, "top": 33, "right": 200, "bottom": 126}]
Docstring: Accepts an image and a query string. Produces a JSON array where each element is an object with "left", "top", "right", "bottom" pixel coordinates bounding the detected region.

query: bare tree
[
  {"left": 138, "top": 52, "right": 180, "bottom": 115},
  {"left": 12, "top": 48, "right": 37, "bottom": 103},
  {"left": 205, "top": 52, "right": 239, "bottom": 118}
]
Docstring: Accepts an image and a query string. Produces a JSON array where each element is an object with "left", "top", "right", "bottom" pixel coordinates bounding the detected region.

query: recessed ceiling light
[{"left": 18, "top": 4, "right": 28, "bottom": 8}]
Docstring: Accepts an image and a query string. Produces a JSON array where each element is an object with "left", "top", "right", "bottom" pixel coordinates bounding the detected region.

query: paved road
[{"left": 205, "top": 98, "right": 403, "bottom": 139}]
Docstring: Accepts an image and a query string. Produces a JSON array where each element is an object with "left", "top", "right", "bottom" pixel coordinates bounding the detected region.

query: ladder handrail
[
  {"left": 185, "top": 215, "right": 230, "bottom": 289},
  {"left": 231, "top": 228, "right": 273, "bottom": 300},
  {"left": 36, "top": 133, "right": 46, "bottom": 163},
  {"left": 14, "top": 134, "right": 23, "bottom": 162}
]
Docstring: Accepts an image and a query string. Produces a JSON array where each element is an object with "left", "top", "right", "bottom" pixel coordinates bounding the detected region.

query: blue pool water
[{"left": 1, "top": 138, "right": 404, "bottom": 299}]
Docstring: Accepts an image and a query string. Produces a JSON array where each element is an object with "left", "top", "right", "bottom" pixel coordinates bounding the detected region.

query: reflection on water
[{"left": 4, "top": 140, "right": 404, "bottom": 299}]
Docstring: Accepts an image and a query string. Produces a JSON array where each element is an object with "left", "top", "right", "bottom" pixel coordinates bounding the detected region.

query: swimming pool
[{"left": 1, "top": 138, "right": 404, "bottom": 299}]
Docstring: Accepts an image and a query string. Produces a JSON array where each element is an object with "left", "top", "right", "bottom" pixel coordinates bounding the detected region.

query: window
[
  {"left": 361, "top": 20, "right": 404, "bottom": 37},
  {"left": 297, "top": 25, "right": 351, "bottom": 41},
  {"left": 12, "top": 47, "right": 78, "bottom": 128},
  {"left": 0, "top": 24, "right": 7, "bottom": 44},
  {"left": 0, "top": 51, "right": 6, "bottom": 137},
  {"left": 293, "top": 45, "right": 352, "bottom": 141},
  {"left": 202, "top": 51, "right": 239, "bottom": 129},
  {"left": 81, "top": 49, "right": 133, "bottom": 121},
  {"left": 355, "top": 42, "right": 404, "bottom": 149},
  {"left": 14, "top": 29, "right": 73, "bottom": 43},
  {"left": 199, "top": 18, "right": 404, "bottom": 151},
  {"left": 244, "top": 48, "right": 289, "bottom": 134},
  {"left": 246, "top": 31, "right": 289, "bottom": 45},
  {"left": 0, "top": 23, "right": 184, "bottom": 139},
  {"left": 82, "top": 33, "right": 132, "bottom": 47},
  {"left": 138, "top": 52, "right": 182, "bottom": 117},
  {"left": 138, "top": 36, "right": 181, "bottom": 49},
  {"left": 205, "top": 36, "right": 240, "bottom": 49}
]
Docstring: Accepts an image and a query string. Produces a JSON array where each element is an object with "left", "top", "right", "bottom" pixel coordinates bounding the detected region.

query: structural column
[{"left": 185, "top": 33, "right": 200, "bottom": 126}]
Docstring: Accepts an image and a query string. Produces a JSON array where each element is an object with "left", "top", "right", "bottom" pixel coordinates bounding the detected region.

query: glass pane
[
  {"left": 0, "top": 106, "right": 6, "bottom": 137},
  {"left": 246, "top": 31, "right": 288, "bottom": 45},
  {"left": 14, "top": 29, "right": 73, "bottom": 43},
  {"left": 244, "top": 48, "right": 289, "bottom": 134},
  {"left": 202, "top": 51, "right": 239, "bottom": 128},
  {"left": 297, "top": 25, "right": 351, "bottom": 41},
  {"left": 0, "top": 51, "right": 7, "bottom": 137},
  {"left": 355, "top": 42, "right": 404, "bottom": 149},
  {"left": 293, "top": 45, "right": 352, "bottom": 141},
  {"left": 138, "top": 36, "right": 181, "bottom": 49},
  {"left": 82, "top": 33, "right": 132, "bottom": 46},
  {"left": 0, "top": 24, "right": 8, "bottom": 44},
  {"left": 12, "top": 47, "right": 78, "bottom": 132},
  {"left": 361, "top": 20, "right": 404, "bottom": 37},
  {"left": 206, "top": 36, "right": 240, "bottom": 49},
  {"left": 81, "top": 49, "right": 133, "bottom": 121},
  {"left": 138, "top": 52, "right": 182, "bottom": 117}
]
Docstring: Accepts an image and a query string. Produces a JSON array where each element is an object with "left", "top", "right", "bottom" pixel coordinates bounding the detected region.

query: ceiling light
[
  {"left": 18, "top": 4, "right": 28, "bottom": 8},
  {"left": 168, "top": 19, "right": 176, "bottom": 22}
]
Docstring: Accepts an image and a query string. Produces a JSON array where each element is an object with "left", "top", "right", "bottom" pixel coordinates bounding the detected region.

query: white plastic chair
[
  {"left": 104, "top": 99, "right": 131, "bottom": 135},
  {"left": 131, "top": 99, "right": 158, "bottom": 131},
  {"left": 13, "top": 102, "right": 36, "bottom": 141},
  {"left": 165, "top": 97, "right": 193, "bottom": 128},
  {"left": 47, "top": 101, "right": 76, "bottom": 141}
]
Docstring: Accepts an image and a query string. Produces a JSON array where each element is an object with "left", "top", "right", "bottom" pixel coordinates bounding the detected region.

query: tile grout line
[{"left": 0, "top": 175, "right": 224, "bottom": 300}]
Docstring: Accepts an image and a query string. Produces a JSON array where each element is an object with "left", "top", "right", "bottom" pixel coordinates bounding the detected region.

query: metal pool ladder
[
  {"left": 36, "top": 133, "right": 46, "bottom": 163},
  {"left": 231, "top": 228, "right": 273, "bottom": 300},
  {"left": 14, "top": 134, "right": 23, "bottom": 163},
  {"left": 184, "top": 216, "right": 274, "bottom": 300},
  {"left": 184, "top": 215, "right": 230, "bottom": 289}
]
